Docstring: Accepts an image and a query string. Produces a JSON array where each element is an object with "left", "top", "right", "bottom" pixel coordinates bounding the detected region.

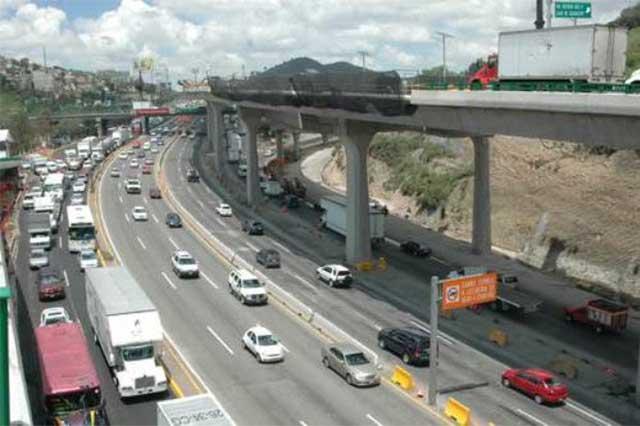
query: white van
[{"left": 228, "top": 269, "right": 268, "bottom": 305}]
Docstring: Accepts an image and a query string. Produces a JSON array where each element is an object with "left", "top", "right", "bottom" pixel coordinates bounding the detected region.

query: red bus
[{"left": 35, "top": 323, "right": 107, "bottom": 425}]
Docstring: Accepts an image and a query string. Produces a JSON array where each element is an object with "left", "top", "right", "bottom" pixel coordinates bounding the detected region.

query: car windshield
[
  {"left": 69, "top": 227, "right": 95, "bottom": 241},
  {"left": 44, "top": 314, "right": 66, "bottom": 325},
  {"left": 243, "top": 279, "right": 261, "bottom": 288},
  {"left": 543, "top": 377, "right": 560, "bottom": 386},
  {"left": 134, "top": 208, "right": 145, "bottom": 213},
  {"left": 345, "top": 352, "right": 369, "bottom": 366},
  {"left": 337, "top": 270, "right": 350, "bottom": 277},
  {"left": 40, "top": 273, "right": 60, "bottom": 285},
  {"left": 81, "top": 252, "right": 96, "bottom": 261},
  {"left": 258, "top": 335, "right": 278, "bottom": 346},
  {"left": 31, "top": 250, "right": 45, "bottom": 258},
  {"left": 121, "top": 344, "right": 154, "bottom": 361},
  {"left": 179, "top": 257, "right": 195, "bottom": 265}
]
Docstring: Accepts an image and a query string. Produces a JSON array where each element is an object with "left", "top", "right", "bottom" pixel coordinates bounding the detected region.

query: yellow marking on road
[
  {"left": 163, "top": 331, "right": 205, "bottom": 395},
  {"left": 169, "top": 378, "right": 185, "bottom": 399}
]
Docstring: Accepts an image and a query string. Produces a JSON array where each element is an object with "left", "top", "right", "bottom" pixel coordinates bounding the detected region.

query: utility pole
[
  {"left": 42, "top": 46, "right": 47, "bottom": 70},
  {"left": 435, "top": 32, "right": 453, "bottom": 84},
  {"left": 546, "top": 0, "right": 553, "bottom": 27},
  {"left": 535, "top": 0, "right": 545, "bottom": 29},
  {"left": 357, "top": 50, "right": 369, "bottom": 71}
]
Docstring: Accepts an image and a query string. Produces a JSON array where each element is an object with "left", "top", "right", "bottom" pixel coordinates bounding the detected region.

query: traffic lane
[{"left": 103, "top": 166, "right": 441, "bottom": 425}]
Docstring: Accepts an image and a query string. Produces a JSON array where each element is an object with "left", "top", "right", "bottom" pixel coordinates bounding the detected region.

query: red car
[
  {"left": 502, "top": 368, "right": 568, "bottom": 404},
  {"left": 37, "top": 268, "right": 66, "bottom": 301},
  {"left": 142, "top": 165, "right": 152, "bottom": 174}
]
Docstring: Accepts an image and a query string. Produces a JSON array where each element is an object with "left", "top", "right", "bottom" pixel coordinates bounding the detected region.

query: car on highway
[
  {"left": 22, "top": 192, "right": 36, "bottom": 210},
  {"left": 118, "top": 152, "right": 128, "bottom": 160},
  {"left": 316, "top": 264, "right": 352, "bottom": 288},
  {"left": 242, "top": 326, "right": 285, "bottom": 363},
  {"left": 136, "top": 151, "right": 146, "bottom": 159},
  {"left": 165, "top": 213, "right": 182, "bottom": 228},
  {"left": 228, "top": 269, "right": 268, "bottom": 305},
  {"left": 377, "top": 327, "right": 431, "bottom": 365},
  {"left": 400, "top": 240, "right": 432, "bottom": 257},
  {"left": 215, "top": 203, "right": 232, "bottom": 217},
  {"left": 37, "top": 268, "right": 66, "bottom": 301},
  {"left": 321, "top": 342, "right": 380, "bottom": 387},
  {"left": 72, "top": 181, "right": 86, "bottom": 193},
  {"left": 132, "top": 206, "right": 148, "bottom": 221},
  {"left": 149, "top": 187, "right": 162, "bottom": 199},
  {"left": 144, "top": 158, "right": 154, "bottom": 166},
  {"left": 171, "top": 250, "right": 199, "bottom": 278},
  {"left": 151, "top": 146, "right": 159, "bottom": 154},
  {"left": 29, "top": 248, "right": 49, "bottom": 270},
  {"left": 256, "top": 249, "right": 280, "bottom": 268},
  {"left": 186, "top": 168, "right": 200, "bottom": 182},
  {"left": 125, "top": 178, "right": 141, "bottom": 194},
  {"left": 110, "top": 167, "right": 121, "bottom": 178},
  {"left": 501, "top": 368, "right": 569, "bottom": 404},
  {"left": 70, "top": 193, "right": 84, "bottom": 206},
  {"left": 79, "top": 249, "right": 99, "bottom": 271},
  {"left": 39, "top": 307, "right": 72, "bottom": 327},
  {"left": 142, "top": 164, "right": 152, "bottom": 174},
  {"left": 143, "top": 141, "right": 151, "bottom": 151},
  {"left": 129, "top": 159, "right": 140, "bottom": 169},
  {"left": 242, "top": 220, "right": 264, "bottom": 235}
]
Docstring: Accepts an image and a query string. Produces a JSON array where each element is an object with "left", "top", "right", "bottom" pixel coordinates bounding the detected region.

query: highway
[
  {"left": 97, "top": 133, "right": 441, "bottom": 426},
  {"left": 159, "top": 132, "right": 615, "bottom": 426}
]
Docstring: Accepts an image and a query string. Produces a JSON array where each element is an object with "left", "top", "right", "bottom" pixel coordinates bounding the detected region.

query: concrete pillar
[
  {"left": 292, "top": 131, "right": 301, "bottom": 161},
  {"left": 321, "top": 133, "right": 329, "bottom": 145},
  {"left": 144, "top": 116, "right": 150, "bottom": 135},
  {"left": 239, "top": 108, "right": 262, "bottom": 207},
  {"left": 206, "top": 103, "right": 215, "bottom": 153},
  {"left": 339, "top": 120, "right": 375, "bottom": 264},
  {"left": 96, "top": 118, "right": 104, "bottom": 138},
  {"left": 213, "top": 107, "right": 225, "bottom": 173},
  {"left": 275, "top": 130, "right": 285, "bottom": 160},
  {"left": 471, "top": 136, "right": 492, "bottom": 255}
]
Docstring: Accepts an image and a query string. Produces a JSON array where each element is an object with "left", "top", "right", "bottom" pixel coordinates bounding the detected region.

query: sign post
[
  {"left": 554, "top": 2, "right": 591, "bottom": 19},
  {"left": 428, "top": 276, "right": 439, "bottom": 406}
]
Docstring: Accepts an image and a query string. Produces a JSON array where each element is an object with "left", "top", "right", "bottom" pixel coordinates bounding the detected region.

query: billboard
[{"left": 441, "top": 272, "right": 497, "bottom": 311}]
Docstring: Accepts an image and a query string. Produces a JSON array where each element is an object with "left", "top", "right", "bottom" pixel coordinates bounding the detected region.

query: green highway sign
[{"left": 555, "top": 2, "right": 592, "bottom": 18}]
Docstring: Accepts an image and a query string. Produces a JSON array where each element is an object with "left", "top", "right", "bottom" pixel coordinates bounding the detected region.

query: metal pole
[
  {"left": 535, "top": 0, "right": 545, "bottom": 29},
  {"left": 436, "top": 32, "right": 453, "bottom": 85},
  {"left": 428, "top": 276, "right": 439, "bottom": 406},
  {"left": 0, "top": 291, "right": 10, "bottom": 425},
  {"left": 546, "top": 0, "right": 553, "bottom": 28},
  {"left": 636, "top": 339, "right": 640, "bottom": 407}
]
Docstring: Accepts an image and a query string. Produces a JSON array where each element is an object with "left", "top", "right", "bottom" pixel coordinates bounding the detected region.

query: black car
[
  {"left": 186, "top": 168, "right": 200, "bottom": 182},
  {"left": 165, "top": 213, "right": 182, "bottom": 228},
  {"left": 400, "top": 240, "right": 432, "bottom": 257},
  {"left": 242, "top": 220, "right": 264, "bottom": 235},
  {"left": 137, "top": 151, "right": 146, "bottom": 159},
  {"left": 256, "top": 249, "right": 280, "bottom": 268},
  {"left": 281, "top": 195, "right": 300, "bottom": 209},
  {"left": 377, "top": 327, "right": 431, "bottom": 366}
]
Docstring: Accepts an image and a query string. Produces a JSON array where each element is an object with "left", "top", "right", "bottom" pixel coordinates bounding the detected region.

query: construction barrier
[
  {"left": 391, "top": 366, "right": 414, "bottom": 391},
  {"left": 489, "top": 328, "right": 508, "bottom": 347},
  {"left": 377, "top": 257, "right": 387, "bottom": 271},
  {"left": 549, "top": 355, "right": 578, "bottom": 379},
  {"left": 355, "top": 261, "right": 374, "bottom": 272},
  {"left": 444, "top": 397, "right": 470, "bottom": 426}
]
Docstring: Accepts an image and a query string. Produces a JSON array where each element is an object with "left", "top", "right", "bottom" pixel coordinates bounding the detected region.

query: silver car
[
  {"left": 29, "top": 249, "right": 49, "bottom": 270},
  {"left": 321, "top": 342, "right": 381, "bottom": 387}
]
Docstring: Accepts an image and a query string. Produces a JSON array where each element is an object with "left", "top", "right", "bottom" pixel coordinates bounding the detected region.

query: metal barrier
[
  {"left": 489, "top": 328, "right": 508, "bottom": 347},
  {"left": 444, "top": 397, "right": 470, "bottom": 426},
  {"left": 355, "top": 261, "right": 374, "bottom": 272},
  {"left": 390, "top": 366, "right": 414, "bottom": 391}
]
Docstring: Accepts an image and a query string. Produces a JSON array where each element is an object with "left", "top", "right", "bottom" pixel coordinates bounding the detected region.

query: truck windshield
[
  {"left": 122, "top": 344, "right": 154, "bottom": 361},
  {"left": 45, "top": 387, "right": 102, "bottom": 415},
  {"left": 69, "top": 227, "right": 95, "bottom": 241}
]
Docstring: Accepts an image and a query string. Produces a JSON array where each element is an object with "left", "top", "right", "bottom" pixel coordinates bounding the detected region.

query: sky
[{"left": 0, "top": 0, "right": 634, "bottom": 83}]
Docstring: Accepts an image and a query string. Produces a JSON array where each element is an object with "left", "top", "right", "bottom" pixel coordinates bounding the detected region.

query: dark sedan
[
  {"left": 149, "top": 187, "right": 162, "bottom": 199},
  {"left": 242, "top": 220, "right": 264, "bottom": 235},
  {"left": 256, "top": 249, "right": 280, "bottom": 268},
  {"left": 186, "top": 168, "right": 200, "bottom": 182},
  {"left": 165, "top": 213, "right": 182, "bottom": 228},
  {"left": 377, "top": 327, "right": 431, "bottom": 366},
  {"left": 37, "top": 268, "right": 66, "bottom": 301},
  {"left": 400, "top": 240, "right": 431, "bottom": 257}
]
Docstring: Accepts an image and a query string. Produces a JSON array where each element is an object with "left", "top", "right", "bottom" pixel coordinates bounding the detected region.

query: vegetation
[{"left": 369, "top": 133, "right": 472, "bottom": 211}]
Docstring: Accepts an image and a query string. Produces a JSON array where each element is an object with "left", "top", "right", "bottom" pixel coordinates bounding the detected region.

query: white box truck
[
  {"left": 157, "top": 394, "right": 232, "bottom": 426},
  {"left": 498, "top": 25, "right": 628, "bottom": 83},
  {"left": 86, "top": 266, "right": 167, "bottom": 398},
  {"left": 27, "top": 213, "right": 52, "bottom": 250},
  {"left": 227, "top": 132, "right": 241, "bottom": 163},
  {"left": 320, "top": 195, "right": 385, "bottom": 246},
  {"left": 77, "top": 136, "right": 96, "bottom": 160}
]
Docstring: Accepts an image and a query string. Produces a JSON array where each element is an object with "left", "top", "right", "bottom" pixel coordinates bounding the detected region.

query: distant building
[
  {"left": 0, "top": 130, "right": 15, "bottom": 159},
  {"left": 31, "top": 69, "right": 57, "bottom": 93},
  {"left": 96, "top": 69, "right": 130, "bottom": 85}
]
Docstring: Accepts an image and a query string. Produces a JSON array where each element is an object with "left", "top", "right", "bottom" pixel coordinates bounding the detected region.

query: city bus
[
  {"left": 35, "top": 323, "right": 107, "bottom": 424},
  {"left": 43, "top": 173, "right": 65, "bottom": 201},
  {"left": 66, "top": 205, "right": 96, "bottom": 253}
]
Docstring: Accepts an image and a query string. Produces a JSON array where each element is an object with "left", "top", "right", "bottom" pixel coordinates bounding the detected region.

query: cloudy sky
[{"left": 0, "top": 0, "right": 634, "bottom": 82}]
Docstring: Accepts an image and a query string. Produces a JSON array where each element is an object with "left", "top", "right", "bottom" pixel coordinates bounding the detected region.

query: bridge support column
[
  {"left": 239, "top": 108, "right": 262, "bottom": 208},
  {"left": 471, "top": 136, "right": 492, "bottom": 255},
  {"left": 340, "top": 120, "right": 375, "bottom": 264},
  {"left": 95, "top": 118, "right": 106, "bottom": 138},
  {"left": 206, "top": 103, "right": 225, "bottom": 173},
  {"left": 292, "top": 131, "right": 301, "bottom": 161},
  {"left": 321, "top": 133, "right": 329, "bottom": 145},
  {"left": 275, "top": 130, "right": 285, "bottom": 161},
  {"left": 144, "top": 116, "right": 150, "bottom": 135}
]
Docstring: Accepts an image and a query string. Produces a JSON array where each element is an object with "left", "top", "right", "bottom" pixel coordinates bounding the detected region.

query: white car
[
  {"left": 119, "top": 152, "right": 128, "bottom": 160},
  {"left": 22, "top": 193, "right": 36, "bottom": 209},
  {"left": 151, "top": 146, "right": 159, "bottom": 154},
  {"left": 79, "top": 249, "right": 99, "bottom": 271},
  {"left": 29, "top": 248, "right": 49, "bottom": 269},
  {"left": 171, "top": 250, "right": 199, "bottom": 278},
  {"left": 129, "top": 159, "right": 139, "bottom": 168},
  {"left": 125, "top": 178, "right": 141, "bottom": 194},
  {"left": 242, "top": 326, "right": 285, "bottom": 363},
  {"left": 316, "top": 264, "right": 353, "bottom": 287},
  {"left": 70, "top": 193, "right": 84, "bottom": 206},
  {"left": 131, "top": 206, "right": 148, "bottom": 221},
  {"left": 216, "top": 203, "right": 232, "bottom": 217},
  {"left": 110, "top": 168, "right": 121, "bottom": 178},
  {"left": 39, "top": 307, "right": 72, "bottom": 327},
  {"left": 72, "top": 181, "right": 86, "bottom": 193},
  {"left": 228, "top": 269, "right": 268, "bottom": 305}
]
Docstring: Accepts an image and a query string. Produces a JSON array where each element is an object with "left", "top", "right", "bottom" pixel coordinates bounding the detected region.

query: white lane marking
[
  {"left": 206, "top": 326, "right": 235, "bottom": 355},
  {"left": 63, "top": 270, "right": 70, "bottom": 287},
  {"left": 293, "top": 274, "right": 317, "bottom": 292},
  {"left": 201, "top": 271, "right": 219, "bottom": 289},
  {"left": 516, "top": 409, "right": 548, "bottom": 426},
  {"left": 143, "top": 196, "right": 148, "bottom": 204},
  {"left": 299, "top": 421, "right": 308, "bottom": 426},
  {"left": 197, "top": 200, "right": 205, "bottom": 208},
  {"left": 271, "top": 239, "right": 291, "bottom": 254},
  {"left": 187, "top": 187, "right": 195, "bottom": 196},
  {"left": 409, "top": 320, "right": 455, "bottom": 346},
  {"left": 161, "top": 272, "right": 177, "bottom": 290},
  {"left": 246, "top": 242, "right": 259, "bottom": 252},
  {"left": 385, "top": 237, "right": 401, "bottom": 247},
  {"left": 566, "top": 401, "right": 612, "bottom": 426},
  {"left": 350, "top": 308, "right": 382, "bottom": 331},
  {"left": 366, "top": 414, "right": 384, "bottom": 426},
  {"left": 58, "top": 238, "right": 62, "bottom": 249},
  {"left": 124, "top": 213, "right": 130, "bottom": 223},
  {"left": 280, "top": 343, "right": 290, "bottom": 353},
  {"left": 168, "top": 237, "right": 180, "bottom": 250},
  {"left": 152, "top": 213, "right": 159, "bottom": 224},
  {"left": 136, "top": 236, "right": 147, "bottom": 250},
  {"left": 214, "top": 217, "right": 227, "bottom": 228}
]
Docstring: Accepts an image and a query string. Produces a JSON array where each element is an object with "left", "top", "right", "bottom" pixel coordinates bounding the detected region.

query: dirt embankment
[{"left": 321, "top": 134, "right": 640, "bottom": 297}]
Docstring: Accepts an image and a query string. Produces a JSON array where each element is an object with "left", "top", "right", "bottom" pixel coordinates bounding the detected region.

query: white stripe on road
[
  {"left": 187, "top": 187, "right": 195, "bottom": 196},
  {"left": 152, "top": 213, "right": 159, "bottom": 224},
  {"left": 136, "top": 237, "right": 147, "bottom": 250},
  {"left": 566, "top": 402, "right": 612, "bottom": 426},
  {"left": 366, "top": 414, "right": 384, "bottom": 426},
  {"left": 161, "top": 272, "right": 177, "bottom": 290},
  {"left": 58, "top": 238, "right": 62, "bottom": 249},
  {"left": 280, "top": 343, "right": 290, "bottom": 353},
  {"left": 516, "top": 409, "right": 548, "bottom": 426},
  {"left": 200, "top": 271, "right": 219, "bottom": 289},
  {"left": 118, "top": 195, "right": 123, "bottom": 203},
  {"left": 409, "top": 320, "right": 455, "bottom": 346},
  {"left": 63, "top": 270, "right": 70, "bottom": 287},
  {"left": 143, "top": 196, "right": 148, "bottom": 204},
  {"left": 271, "top": 239, "right": 291, "bottom": 254},
  {"left": 206, "top": 326, "right": 235, "bottom": 355},
  {"left": 124, "top": 213, "right": 130, "bottom": 223},
  {"left": 197, "top": 200, "right": 205, "bottom": 208},
  {"left": 246, "top": 242, "right": 259, "bottom": 252},
  {"left": 298, "top": 421, "right": 308, "bottom": 426},
  {"left": 293, "top": 274, "right": 317, "bottom": 292},
  {"left": 214, "top": 217, "right": 227, "bottom": 227},
  {"left": 168, "top": 237, "right": 180, "bottom": 250}
]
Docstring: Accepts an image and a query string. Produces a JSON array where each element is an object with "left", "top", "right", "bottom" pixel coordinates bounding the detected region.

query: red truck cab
[
  {"left": 564, "top": 299, "right": 628, "bottom": 334},
  {"left": 469, "top": 54, "right": 498, "bottom": 89}
]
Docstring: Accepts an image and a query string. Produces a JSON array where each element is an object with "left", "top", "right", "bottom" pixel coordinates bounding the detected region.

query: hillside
[
  {"left": 262, "top": 57, "right": 368, "bottom": 76},
  {"left": 610, "top": 1, "right": 640, "bottom": 73}
]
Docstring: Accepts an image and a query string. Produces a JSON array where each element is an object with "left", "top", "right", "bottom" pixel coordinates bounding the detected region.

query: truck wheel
[
  {"left": 240, "top": 295, "right": 246, "bottom": 304},
  {"left": 490, "top": 300, "right": 502, "bottom": 311},
  {"left": 322, "top": 357, "right": 330, "bottom": 368},
  {"left": 402, "top": 353, "right": 411, "bottom": 364},
  {"left": 329, "top": 280, "right": 335, "bottom": 288},
  {"left": 534, "top": 395, "right": 543, "bottom": 405}
]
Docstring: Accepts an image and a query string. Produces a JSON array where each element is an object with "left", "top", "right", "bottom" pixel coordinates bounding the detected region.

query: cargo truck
[
  {"left": 564, "top": 299, "right": 628, "bottom": 334},
  {"left": 28, "top": 212, "right": 52, "bottom": 250},
  {"left": 320, "top": 195, "right": 385, "bottom": 246},
  {"left": 77, "top": 136, "right": 96, "bottom": 160},
  {"left": 86, "top": 266, "right": 168, "bottom": 398},
  {"left": 157, "top": 394, "right": 232, "bottom": 426}
]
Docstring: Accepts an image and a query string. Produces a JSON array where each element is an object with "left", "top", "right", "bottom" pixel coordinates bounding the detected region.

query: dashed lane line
[
  {"left": 136, "top": 236, "right": 147, "bottom": 250},
  {"left": 200, "top": 271, "right": 219, "bottom": 289},
  {"left": 161, "top": 272, "right": 177, "bottom": 290},
  {"left": 206, "top": 325, "right": 235, "bottom": 355}
]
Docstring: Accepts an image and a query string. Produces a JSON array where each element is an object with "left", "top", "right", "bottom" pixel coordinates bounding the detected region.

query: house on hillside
[{"left": 0, "top": 130, "right": 15, "bottom": 159}]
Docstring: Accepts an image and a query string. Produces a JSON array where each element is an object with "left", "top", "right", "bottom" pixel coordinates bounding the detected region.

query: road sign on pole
[
  {"left": 441, "top": 272, "right": 497, "bottom": 311},
  {"left": 428, "top": 276, "right": 439, "bottom": 406},
  {"left": 555, "top": 2, "right": 591, "bottom": 18}
]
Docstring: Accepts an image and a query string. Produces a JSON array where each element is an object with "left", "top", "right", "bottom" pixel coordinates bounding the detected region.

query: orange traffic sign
[{"left": 441, "top": 272, "right": 498, "bottom": 311}]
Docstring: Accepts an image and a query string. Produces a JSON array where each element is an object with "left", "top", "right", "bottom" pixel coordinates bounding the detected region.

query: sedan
[
  {"left": 242, "top": 326, "right": 285, "bottom": 363},
  {"left": 215, "top": 203, "right": 232, "bottom": 217},
  {"left": 110, "top": 168, "right": 121, "bottom": 178},
  {"left": 79, "top": 250, "right": 99, "bottom": 271},
  {"left": 131, "top": 206, "right": 148, "bottom": 221},
  {"left": 242, "top": 220, "right": 264, "bottom": 235},
  {"left": 29, "top": 249, "right": 49, "bottom": 270},
  {"left": 502, "top": 368, "right": 569, "bottom": 404},
  {"left": 37, "top": 268, "right": 66, "bottom": 301},
  {"left": 136, "top": 151, "right": 146, "bottom": 159},
  {"left": 151, "top": 146, "right": 159, "bottom": 154},
  {"left": 149, "top": 187, "right": 162, "bottom": 199},
  {"left": 256, "top": 249, "right": 280, "bottom": 268},
  {"left": 400, "top": 240, "right": 432, "bottom": 257},
  {"left": 377, "top": 327, "right": 431, "bottom": 365},
  {"left": 166, "top": 213, "right": 182, "bottom": 228},
  {"left": 72, "top": 181, "right": 86, "bottom": 193},
  {"left": 321, "top": 343, "right": 380, "bottom": 387},
  {"left": 129, "top": 160, "right": 139, "bottom": 168},
  {"left": 118, "top": 152, "right": 128, "bottom": 160},
  {"left": 70, "top": 193, "right": 84, "bottom": 205},
  {"left": 144, "top": 158, "right": 154, "bottom": 166},
  {"left": 39, "top": 307, "right": 72, "bottom": 327},
  {"left": 142, "top": 165, "right": 152, "bottom": 175}
]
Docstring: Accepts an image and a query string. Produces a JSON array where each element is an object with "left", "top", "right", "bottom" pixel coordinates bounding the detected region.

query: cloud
[{"left": 0, "top": 0, "right": 633, "bottom": 82}]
